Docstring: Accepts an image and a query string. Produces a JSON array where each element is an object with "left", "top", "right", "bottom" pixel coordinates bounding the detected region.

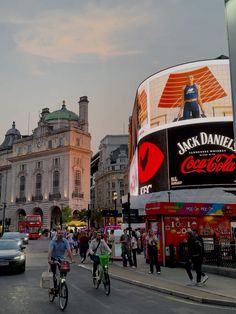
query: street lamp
[
  {"left": 113, "top": 192, "right": 118, "bottom": 226},
  {"left": 1, "top": 202, "right": 6, "bottom": 235}
]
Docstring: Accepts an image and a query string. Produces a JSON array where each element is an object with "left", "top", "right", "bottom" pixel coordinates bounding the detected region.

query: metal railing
[{"left": 178, "top": 242, "right": 236, "bottom": 268}]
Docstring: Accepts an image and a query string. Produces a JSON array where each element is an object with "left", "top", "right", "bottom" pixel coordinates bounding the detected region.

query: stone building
[
  {"left": 0, "top": 97, "right": 91, "bottom": 231},
  {"left": 94, "top": 135, "right": 128, "bottom": 223}
]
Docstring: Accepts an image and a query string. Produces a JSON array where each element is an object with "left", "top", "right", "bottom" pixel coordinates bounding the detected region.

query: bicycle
[
  {"left": 48, "top": 259, "right": 71, "bottom": 311},
  {"left": 92, "top": 253, "right": 111, "bottom": 296}
]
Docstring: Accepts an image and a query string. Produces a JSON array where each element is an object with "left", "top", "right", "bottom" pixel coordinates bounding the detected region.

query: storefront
[{"left": 145, "top": 202, "right": 236, "bottom": 266}]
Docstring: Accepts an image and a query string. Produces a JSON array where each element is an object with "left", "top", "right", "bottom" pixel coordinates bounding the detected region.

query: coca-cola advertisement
[
  {"left": 138, "top": 129, "right": 169, "bottom": 194},
  {"left": 168, "top": 121, "right": 236, "bottom": 189}
]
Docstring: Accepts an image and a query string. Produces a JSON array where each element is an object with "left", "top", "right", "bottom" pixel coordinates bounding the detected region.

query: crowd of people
[{"left": 48, "top": 226, "right": 208, "bottom": 286}]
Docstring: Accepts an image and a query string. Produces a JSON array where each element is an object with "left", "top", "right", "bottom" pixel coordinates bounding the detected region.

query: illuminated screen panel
[
  {"left": 136, "top": 59, "right": 232, "bottom": 142},
  {"left": 168, "top": 121, "right": 236, "bottom": 189},
  {"left": 137, "top": 129, "right": 169, "bottom": 194}
]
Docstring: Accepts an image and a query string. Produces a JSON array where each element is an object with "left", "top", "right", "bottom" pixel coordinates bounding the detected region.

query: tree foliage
[{"left": 61, "top": 206, "right": 72, "bottom": 223}]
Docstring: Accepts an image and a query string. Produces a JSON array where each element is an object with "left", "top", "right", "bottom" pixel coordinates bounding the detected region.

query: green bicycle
[{"left": 92, "top": 253, "right": 111, "bottom": 296}]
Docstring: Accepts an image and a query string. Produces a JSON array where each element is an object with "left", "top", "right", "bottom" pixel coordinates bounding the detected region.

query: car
[
  {"left": 0, "top": 239, "right": 26, "bottom": 273},
  {"left": 1, "top": 231, "right": 28, "bottom": 245}
]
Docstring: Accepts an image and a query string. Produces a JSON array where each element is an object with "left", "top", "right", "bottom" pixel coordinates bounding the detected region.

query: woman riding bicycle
[
  {"left": 88, "top": 231, "right": 111, "bottom": 278},
  {"left": 48, "top": 229, "right": 73, "bottom": 289}
]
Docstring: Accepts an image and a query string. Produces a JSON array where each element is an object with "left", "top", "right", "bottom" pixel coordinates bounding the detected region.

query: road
[{"left": 0, "top": 237, "right": 235, "bottom": 314}]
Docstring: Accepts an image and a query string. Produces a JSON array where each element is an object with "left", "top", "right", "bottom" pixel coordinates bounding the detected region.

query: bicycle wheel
[
  {"left": 58, "top": 282, "right": 68, "bottom": 311},
  {"left": 48, "top": 288, "right": 55, "bottom": 303},
  {"left": 103, "top": 272, "right": 110, "bottom": 296}
]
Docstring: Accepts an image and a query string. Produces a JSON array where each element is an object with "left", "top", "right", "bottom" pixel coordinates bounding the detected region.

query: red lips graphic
[{"left": 138, "top": 142, "right": 164, "bottom": 184}]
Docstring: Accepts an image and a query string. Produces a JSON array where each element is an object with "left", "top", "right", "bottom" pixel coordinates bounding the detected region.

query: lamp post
[
  {"left": 113, "top": 192, "right": 118, "bottom": 226},
  {"left": 167, "top": 191, "right": 171, "bottom": 203},
  {"left": 2, "top": 202, "right": 6, "bottom": 234}
]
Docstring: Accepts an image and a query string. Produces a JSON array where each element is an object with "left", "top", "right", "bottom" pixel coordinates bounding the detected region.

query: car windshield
[
  {"left": 0, "top": 240, "right": 20, "bottom": 250},
  {"left": 2, "top": 232, "right": 21, "bottom": 239}
]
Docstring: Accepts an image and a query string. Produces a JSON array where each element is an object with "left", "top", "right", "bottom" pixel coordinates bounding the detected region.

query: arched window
[
  {"left": 36, "top": 173, "right": 42, "bottom": 196},
  {"left": 74, "top": 170, "right": 81, "bottom": 194},
  {"left": 20, "top": 176, "right": 25, "bottom": 198},
  {"left": 53, "top": 171, "right": 60, "bottom": 194}
]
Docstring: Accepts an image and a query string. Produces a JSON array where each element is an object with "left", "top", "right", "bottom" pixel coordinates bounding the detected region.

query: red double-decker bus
[{"left": 24, "top": 214, "right": 42, "bottom": 239}]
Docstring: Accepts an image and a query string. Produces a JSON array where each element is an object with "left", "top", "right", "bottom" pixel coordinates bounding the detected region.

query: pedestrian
[
  {"left": 79, "top": 231, "right": 89, "bottom": 263},
  {"left": 131, "top": 230, "right": 138, "bottom": 268},
  {"left": 120, "top": 229, "right": 133, "bottom": 267},
  {"left": 72, "top": 227, "right": 79, "bottom": 255},
  {"left": 146, "top": 229, "right": 161, "bottom": 274},
  {"left": 107, "top": 229, "right": 115, "bottom": 259},
  {"left": 185, "top": 229, "right": 206, "bottom": 286},
  {"left": 192, "top": 229, "right": 209, "bottom": 284}
]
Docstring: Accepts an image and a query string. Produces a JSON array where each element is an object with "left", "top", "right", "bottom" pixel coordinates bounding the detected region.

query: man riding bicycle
[
  {"left": 88, "top": 231, "right": 111, "bottom": 278},
  {"left": 48, "top": 229, "right": 73, "bottom": 290}
]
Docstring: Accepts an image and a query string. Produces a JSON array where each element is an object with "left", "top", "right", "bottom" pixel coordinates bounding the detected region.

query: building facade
[
  {"left": 94, "top": 135, "right": 128, "bottom": 222},
  {"left": 0, "top": 97, "right": 92, "bottom": 231}
]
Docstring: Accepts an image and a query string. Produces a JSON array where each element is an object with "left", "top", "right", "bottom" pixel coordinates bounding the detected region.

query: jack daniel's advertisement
[{"left": 168, "top": 122, "right": 236, "bottom": 189}]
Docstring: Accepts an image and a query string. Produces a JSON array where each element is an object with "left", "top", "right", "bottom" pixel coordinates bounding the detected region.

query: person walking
[
  {"left": 79, "top": 231, "right": 89, "bottom": 263},
  {"left": 146, "top": 229, "right": 161, "bottom": 274},
  {"left": 107, "top": 229, "right": 115, "bottom": 259},
  {"left": 185, "top": 229, "right": 205, "bottom": 286},
  {"left": 131, "top": 230, "right": 138, "bottom": 268},
  {"left": 120, "top": 229, "right": 133, "bottom": 267}
]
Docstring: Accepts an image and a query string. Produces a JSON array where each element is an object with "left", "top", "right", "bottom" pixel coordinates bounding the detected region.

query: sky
[{"left": 0, "top": 0, "right": 229, "bottom": 154}]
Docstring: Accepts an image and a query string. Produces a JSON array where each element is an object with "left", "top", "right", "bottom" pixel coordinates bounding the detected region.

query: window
[
  {"left": 119, "top": 181, "right": 124, "bottom": 188},
  {"left": 53, "top": 158, "right": 60, "bottom": 167},
  {"left": 19, "top": 176, "right": 26, "bottom": 198},
  {"left": 48, "top": 140, "right": 52, "bottom": 149},
  {"left": 20, "top": 164, "right": 26, "bottom": 171},
  {"left": 35, "top": 174, "right": 42, "bottom": 196},
  {"left": 53, "top": 171, "right": 60, "bottom": 194},
  {"left": 76, "top": 138, "right": 80, "bottom": 146},
  {"left": 27, "top": 145, "right": 32, "bottom": 153},
  {"left": 36, "top": 161, "right": 42, "bottom": 169},
  {"left": 59, "top": 138, "right": 64, "bottom": 147},
  {"left": 112, "top": 182, "right": 115, "bottom": 189},
  {"left": 74, "top": 170, "right": 81, "bottom": 194}
]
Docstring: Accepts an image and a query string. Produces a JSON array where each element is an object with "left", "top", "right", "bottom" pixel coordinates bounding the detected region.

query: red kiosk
[{"left": 145, "top": 202, "right": 236, "bottom": 266}]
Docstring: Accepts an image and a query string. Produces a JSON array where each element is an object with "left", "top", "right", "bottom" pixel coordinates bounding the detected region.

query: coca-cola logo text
[{"left": 181, "top": 154, "right": 236, "bottom": 174}]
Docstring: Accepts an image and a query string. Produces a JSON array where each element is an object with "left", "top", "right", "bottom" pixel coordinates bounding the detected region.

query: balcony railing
[
  {"left": 72, "top": 192, "right": 84, "bottom": 198},
  {"left": 16, "top": 197, "right": 26, "bottom": 203},
  {"left": 49, "top": 192, "right": 61, "bottom": 201},
  {"left": 32, "top": 194, "right": 43, "bottom": 202}
]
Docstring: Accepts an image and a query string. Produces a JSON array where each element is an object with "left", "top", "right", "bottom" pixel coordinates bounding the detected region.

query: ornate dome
[
  {"left": 0, "top": 121, "right": 21, "bottom": 151},
  {"left": 44, "top": 101, "right": 79, "bottom": 122}
]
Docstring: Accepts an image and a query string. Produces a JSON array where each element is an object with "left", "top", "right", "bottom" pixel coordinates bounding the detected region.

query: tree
[
  {"left": 77, "top": 208, "right": 88, "bottom": 222},
  {"left": 61, "top": 206, "right": 72, "bottom": 224}
]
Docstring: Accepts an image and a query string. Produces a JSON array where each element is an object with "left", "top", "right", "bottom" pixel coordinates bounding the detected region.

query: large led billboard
[
  {"left": 129, "top": 58, "right": 232, "bottom": 158},
  {"left": 128, "top": 58, "right": 235, "bottom": 196},
  {"left": 168, "top": 121, "right": 236, "bottom": 189}
]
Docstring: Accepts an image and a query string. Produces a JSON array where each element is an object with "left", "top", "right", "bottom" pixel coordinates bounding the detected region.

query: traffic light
[{"left": 122, "top": 201, "right": 130, "bottom": 214}]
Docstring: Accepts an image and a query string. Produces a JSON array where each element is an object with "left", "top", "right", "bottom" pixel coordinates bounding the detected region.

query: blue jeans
[{"left": 183, "top": 101, "right": 200, "bottom": 119}]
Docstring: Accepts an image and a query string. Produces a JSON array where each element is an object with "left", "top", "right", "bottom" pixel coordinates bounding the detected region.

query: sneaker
[
  {"left": 186, "top": 280, "right": 195, "bottom": 286},
  {"left": 195, "top": 282, "right": 202, "bottom": 287},
  {"left": 132, "top": 266, "right": 136, "bottom": 269},
  {"left": 148, "top": 271, "right": 153, "bottom": 274},
  {"left": 157, "top": 271, "right": 161, "bottom": 274},
  {"left": 201, "top": 275, "right": 209, "bottom": 284}
]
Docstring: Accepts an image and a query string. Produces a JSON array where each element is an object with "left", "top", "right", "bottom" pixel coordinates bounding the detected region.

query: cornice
[{"left": 8, "top": 146, "right": 92, "bottom": 162}]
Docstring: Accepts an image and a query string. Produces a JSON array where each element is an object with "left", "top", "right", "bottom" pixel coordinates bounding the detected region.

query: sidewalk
[{"left": 75, "top": 253, "right": 236, "bottom": 308}]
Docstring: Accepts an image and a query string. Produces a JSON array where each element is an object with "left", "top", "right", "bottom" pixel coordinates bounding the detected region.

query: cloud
[{"left": 11, "top": 7, "right": 148, "bottom": 62}]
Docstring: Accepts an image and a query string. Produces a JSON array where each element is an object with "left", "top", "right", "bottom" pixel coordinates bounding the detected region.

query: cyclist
[
  {"left": 88, "top": 231, "right": 111, "bottom": 278},
  {"left": 48, "top": 229, "right": 73, "bottom": 290}
]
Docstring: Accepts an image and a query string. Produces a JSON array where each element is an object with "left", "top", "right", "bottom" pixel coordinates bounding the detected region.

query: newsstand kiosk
[{"left": 145, "top": 202, "right": 236, "bottom": 267}]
